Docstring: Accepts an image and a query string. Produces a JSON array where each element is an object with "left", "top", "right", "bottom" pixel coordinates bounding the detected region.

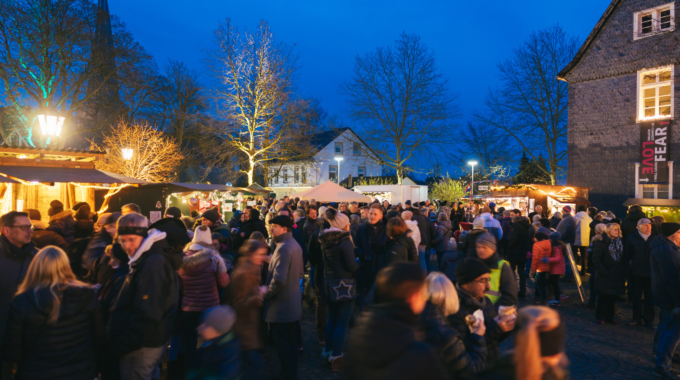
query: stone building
[{"left": 559, "top": 0, "right": 680, "bottom": 215}]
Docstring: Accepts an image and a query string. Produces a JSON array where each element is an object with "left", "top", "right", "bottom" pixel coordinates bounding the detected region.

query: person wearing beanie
[
  {"left": 264, "top": 212, "right": 304, "bottom": 380},
  {"left": 449, "top": 258, "right": 516, "bottom": 363},
  {"left": 265, "top": 200, "right": 285, "bottom": 236},
  {"left": 83, "top": 212, "right": 122, "bottom": 287},
  {"left": 27, "top": 208, "right": 68, "bottom": 251},
  {"left": 479, "top": 306, "right": 567, "bottom": 380},
  {"left": 651, "top": 222, "right": 680, "bottom": 378},
  {"left": 555, "top": 205, "right": 576, "bottom": 246},
  {"left": 165, "top": 206, "right": 182, "bottom": 219},
  {"left": 192, "top": 225, "right": 213, "bottom": 248},
  {"left": 319, "top": 207, "right": 359, "bottom": 371},
  {"left": 473, "top": 232, "right": 518, "bottom": 307},
  {"left": 459, "top": 217, "right": 487, "bottom": 258},
  {"left": 46, "top": 199, "right": 76, "bottom": 243},
  {"left": 201, "top": 208, "right": 231, "bottom": 242},
  {"left": 186, "top": 306, "right": 241, "bottom": 380},
  {"left": 531, "top": 230, "right": 553, "bottom": 305}
]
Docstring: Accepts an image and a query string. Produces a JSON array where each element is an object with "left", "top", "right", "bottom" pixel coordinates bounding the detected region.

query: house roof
[
  {"left": 309, "top": 127, "right": 381, "bottom": 161},
  {"left": 557, "top": 0, "right": 620, "bottom": 80}
]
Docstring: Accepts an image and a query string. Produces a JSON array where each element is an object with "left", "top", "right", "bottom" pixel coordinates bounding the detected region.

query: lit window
[
  {"left": 643, "top": 184, "right": 670, "bottom": 199},
  {"left": 358, "top": 167, "right": 365, "bottom": 178},
  {"left": 283, "top": 168, "right": 288, "bottom": 183},
  {"left": 301, "top": 167, "right": 307, "bottom": 183},
  {"left": 335, "top": 142, "right": 343, "bottom": 154},
  {"left": 294, "top": 167, "right": 300, "bottom": 183},
  {"left": 329, "top": 165, "right": 337, "bottom": 181},
  {"left": 634, "top": 3, "right": 675, "bottom": 40},
  {"left": 353, "top": 143, "right": 361, "bottom": 156},
  {"left": 638, "top": 66, "right": 673, "bottom": 120}
]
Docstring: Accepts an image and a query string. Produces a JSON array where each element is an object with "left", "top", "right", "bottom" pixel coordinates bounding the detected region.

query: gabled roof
[
  {"left": 558, "top": 0, "right": 620, "bottom": 80},
  {"left": 309, "top": 127, "right": 380, "bottom": 161}
]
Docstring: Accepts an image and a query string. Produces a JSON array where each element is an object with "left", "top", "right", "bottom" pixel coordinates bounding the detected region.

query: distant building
[
  {"left": 559, "top": 0, "right": 680, "bottom": 214},
  {"left": 268, "top": 127, "right": 382, "bottom": 188}
]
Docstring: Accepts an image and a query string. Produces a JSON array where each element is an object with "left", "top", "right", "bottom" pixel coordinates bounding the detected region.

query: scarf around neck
[
  {"left": 608, "top": 237, "right": 623, "bottom": 262},
  {"left": 128, "top": 228, "right": 167, "bottom": 268}
]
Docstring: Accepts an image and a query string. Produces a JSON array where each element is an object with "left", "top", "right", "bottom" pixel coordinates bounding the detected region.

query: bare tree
[
  {"left": 474, "top": 25, "right": 578, "bottom": 185},
  {"left": 0, "top": 0, "right": 146, "bottom": 145},
  {"left": 449, "top": 121, "right": 515, "bottom": 177},
  {"left": 206, "top": 19, "right": 302, "bottom": 185},
  {"left": 340, "top": 32, "right": 460, "bottom": 184}
]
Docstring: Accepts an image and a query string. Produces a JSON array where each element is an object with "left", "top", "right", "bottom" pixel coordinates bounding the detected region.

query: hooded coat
[
  {"left": 592, "top": 234, "right": 626, "bottom": 296},
  {"left": 186, "top": 331, "right": 242, "bottom": 380},
  {"left": 3, "top": 285, "right": 103, "bottom": 380},
  {"left": 239, "top": 213, "right": 268, "bottom": 241},
  {"left": 507, "top": 217, "right": 532, "bottom": 262},
  {"left": 440, "top": 249, "right": 464, "bottom": 283},
  {"left": 420, "top": 301, "right": 487, "bottom": 379},
  {"left": 385, "top": 233, "right": 418, "bottom": 266},
  {"left": 46, "top": 210, "right": 76, "bottom": 243},
  {"left": 106, "top": 232, "right": 182, "bottom": 356},
  {"left": 404, "top": 220, "right": 422, "bottom": 248},
  {"left": 573, "top": 211, "right": 593, "bottom": 247},
  {"left": 179, "top": 248, "right": 229, "bottom": 312},
  {"left": 82, "top": 228, "right": 114, "bottom": 271},
  {"left": 319, "top": 229, "right": 360, "bottom": 299},
  {"left": 346, "top": 301, "right": 449, "bottom": 380},
  {"left": 412, "top": 213, "right": 435, "bottom": 247},
  {"left": 31, "top": 220, "right": 68, "bottom": 250},
  {"left": 531, "top": 240, "right": 552, "bottom": 274}
]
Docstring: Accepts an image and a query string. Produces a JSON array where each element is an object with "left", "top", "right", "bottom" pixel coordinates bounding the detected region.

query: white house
[{"left": 268, "top": 127, "right": 382, "bottom": 188}]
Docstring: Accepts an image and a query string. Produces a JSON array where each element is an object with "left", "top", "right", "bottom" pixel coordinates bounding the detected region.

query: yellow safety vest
[{"left": 486, "top": 259, "right": 507, "bottom": 304}]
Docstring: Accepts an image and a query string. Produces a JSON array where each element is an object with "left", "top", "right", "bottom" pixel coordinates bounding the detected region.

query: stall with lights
[{"left": 484, "top": 184, "right": 591, "bottom": 216}]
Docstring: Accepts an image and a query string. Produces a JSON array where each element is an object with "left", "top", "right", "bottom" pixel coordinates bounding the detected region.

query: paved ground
[{"left": 264, "top": 264, "right": 662, "bottom": 380}]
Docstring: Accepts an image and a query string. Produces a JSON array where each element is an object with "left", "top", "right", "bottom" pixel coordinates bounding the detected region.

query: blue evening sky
[{"left": 109, "top": 0, "right": 611, "bottom": 174}]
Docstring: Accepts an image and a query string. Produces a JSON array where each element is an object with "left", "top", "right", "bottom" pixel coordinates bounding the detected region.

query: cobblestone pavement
[{"left": 264, "top": 266, "right": 662, "bottom": 379}]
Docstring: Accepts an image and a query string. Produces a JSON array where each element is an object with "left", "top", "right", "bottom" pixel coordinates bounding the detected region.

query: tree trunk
[
  {"left": 247, "top": 156, "right": 255, "bottom": 185},
  {"left": 397, "top": 166, "right": 403, "bottom": 185}
]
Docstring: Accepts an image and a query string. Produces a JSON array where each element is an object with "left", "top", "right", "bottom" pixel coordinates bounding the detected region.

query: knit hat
[
  {"left": 165, "top": 206, "right": 182, "bottom": 219},
  {"left": 324, "top": 208, "right": 349, "bottom": 230},
  {"left": 472, "top": 218, "right": 485, "bottom": 229},
  {"left": 476, "top": 232, "right": 497, "bottom": 251},
  {"left": 192, "top": 225, "right": 213, "bottom": 247},
  {"left": 48, "top": 200, "right": 64, "bottom": 217},
  {"left": 202, "top": 209, "right": 220, "bottom": 224},
  {"left": 456, "top": 258, "right": 491, "bottom": 285},
  {"left": 549, "top": 232, "right": 561, "bottom": 242},
  {"left": 662, "top": 223, "right": 680, "bottom": 237},
  {"left": 269, "top": 215, "right": 294, "bottom": 230},
  {"left": 488, "top": 202, "right": 496, "bottom": 208},
  {"left": 562, "top": 206, "right": 572, "bottom": 214},
  {"left": 405, "top": 200, "right": 411, "bottom": 206},
  {"left": 201, "top": 306, "right": 236, "bottom": 335}
]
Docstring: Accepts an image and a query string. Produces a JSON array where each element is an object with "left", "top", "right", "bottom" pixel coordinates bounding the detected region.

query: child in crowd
[
  {"left": 187, "top": 306, "right": 242, "bottom": 380},
  {"left": 547, "top": 232, "right": 566, "bottom": 306}
]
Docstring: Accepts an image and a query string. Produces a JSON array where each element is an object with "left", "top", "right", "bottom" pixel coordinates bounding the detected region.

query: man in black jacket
[
  {"left": 107, "top": 213, "right": 181, "bottom": 379},
  {"left": 235, "top": 208, "right": 268, "bottom": 250},
  {"left": 356, "top": 204, "right": 389, "bottom": 310},
  {"left": 621, "top": 205, "right": 647, "bottom": 240},
  {"left": 624, "top": 218, "right": 655, "bottom": 327},
  {"left": 448, "top": 258, "right": 515, "bottom": 363},
  {"left": 651, "top": 223, "right": 680, "bottom": 379},
  {"left": 507, "top": 216, "right": 532, "bottom": 298},
  {"left": 0, "top": 211, "right": 35, "bottom": 366},
  {"left": 346, "top": 262, "right": 448, "bottom": 380}
]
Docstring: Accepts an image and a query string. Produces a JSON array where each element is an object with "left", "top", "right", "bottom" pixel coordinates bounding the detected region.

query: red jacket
[
  {"left": 179, "top": 249, "right": 229, "bottom": 312},
  {"left": 549, "top": 244, "right": 566, "bottom": 275},
  {"left": 531, "top": 240, "right": 552, "bottom": 273}
]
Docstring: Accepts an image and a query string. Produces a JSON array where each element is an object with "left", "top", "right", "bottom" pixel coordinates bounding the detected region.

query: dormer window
[{"left": 635, "top": 3, "right": 675, "bottom": 40}]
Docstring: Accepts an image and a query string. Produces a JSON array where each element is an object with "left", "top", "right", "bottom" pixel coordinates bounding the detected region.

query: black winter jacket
[
  {"left": 46, "top": 210, "right": 76, "bottom": 243},
  {"left": 304, "top": 217, "right": 320, "bottom": 246},
  {"left": 549, "top": 217, "right": 562, "bottom": 230},
  {"left": 386, "top": 234, "right": 418, "bottom": 266},
  {"left": 74, "top": 219, "right": 94, "bottom": 240},
  {"left": 468, "top": 252, "right": 518, "bottom": 307},
  {"left": 507, "top": 218, "right": 532, "bottom": 262},
  {"left": 346, "top": 301, "right": 449, "bottom": 380},
  {"left": 3, "top": 285, "right": 103, "bottom": 380},
  {"left": 621, "top": 209, "right": 647, "bottom": 240},
  {"left": 0, "top": 235, "right": 35, "bottom": 351},
  {"left": 82, "top": 228, "right": 114, "bottom": 271},
  {"left": 592, "top": 235, "right": 626, "bottom": 296},
  {"left": 460, "top": 229, "right": 486, "bottom": 258},
  {"left": 308, "top": 229, "right": 324, "bottom": 286},
  {"left": 623, "top": 231, "right": 656, "bottom": 278},
  {"left": 448, "top": 285, "right": 510, "bottom": 362},
  {"left": 500, "top": 217, "right": 512, "bottom": 242},
  {"left": 240, "top": 218, "right": 268, "bottom": 241},
  {"left": 106, "top": 239, "right": 181, "bottom": 356},
  {"left": 319, "top": 229, "right": 359, "bottom": 297},
  {"left": 440, "top": 249, "right": 464, "bottom": 284},
  {"left": 420, "top": 302, "right": 486, "bottom": 379},
  {"left": 357, "top": 221, "right": 389, "bottom": 270},
  {"left": 31, "top": 229, "right": 68, "bottom": 250},
  {"left": 650, "top": 235, "right": 680, "bottom": 310},
  {"left": 432, "top": 220, "right": 453, "bottom": 252},
  {"left": 412, "top": 214, "right": 435, "bottom": 247}
]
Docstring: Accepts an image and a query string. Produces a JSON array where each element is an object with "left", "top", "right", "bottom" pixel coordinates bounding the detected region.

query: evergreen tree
[{"left": 513, "top": 153, "right": 551, "bottom": 184}]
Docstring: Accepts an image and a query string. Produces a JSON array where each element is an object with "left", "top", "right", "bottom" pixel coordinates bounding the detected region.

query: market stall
[
  {"left": 353, "top": 184, "right": 428, "bottom": 204},
  {"left": 623, "top": 198, "right": 680, "bottom": 223},
  {"left": 486, "top": 184, "right": 591, "bottom": 216},
  {"left": 296, "top": 180, "right": 372, "bottom": 203}
]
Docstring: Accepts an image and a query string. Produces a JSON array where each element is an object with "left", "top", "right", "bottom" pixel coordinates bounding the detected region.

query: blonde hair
[
  {"left": 424, "top": 272, "right": 459, "bottom": 316},
  {"left": 605, "top": 223, "right": 621, "bottom": 238},
  {"left": 514, "top": 306, "right": 563, "bottom": 380},
  {"left": 17, "top": 246, "right": 87, "bottom": 323}
]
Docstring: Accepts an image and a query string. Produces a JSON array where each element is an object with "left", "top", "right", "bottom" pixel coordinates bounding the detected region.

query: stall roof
[
  {"left": 624, "top": 198, "right": 680, "bottom": 207},
  {"left": 168, "top": 182, "right": 247, "bottom": 192},
  {"left": 549, "top": 196, "right": 591, "bottom": 205},
  {"left": 296, "top": 180, "right": 372, "bottom": 202},
  {"left": 0, "top": 166, "right": 150, "bottom": 184},
  {"left": 245, "top": 183, "right": 273, "bottom": 194}
]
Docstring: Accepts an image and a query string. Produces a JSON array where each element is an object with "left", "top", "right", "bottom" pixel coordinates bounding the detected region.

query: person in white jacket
[
  {"left": 573, "top": 207, "right": 593, "bottom": 276},
  {"left": 472, "top": 207, "right": 503, "bottom": 241},
  {"left": 401, "top": 210, "right": 421, "bottom": 248}
]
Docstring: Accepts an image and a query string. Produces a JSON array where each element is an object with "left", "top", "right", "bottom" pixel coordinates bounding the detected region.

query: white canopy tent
[{"left": 296, "top": 180, "right": 372, "bottom": 203}]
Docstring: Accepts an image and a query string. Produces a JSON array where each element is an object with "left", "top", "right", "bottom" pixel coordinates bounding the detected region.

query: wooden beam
[
  {"left": 0, "top": 157, "right": 96, "bottom": 169},
  {"left": 0, "top": 146, "right": 104, "bottom": 160}
]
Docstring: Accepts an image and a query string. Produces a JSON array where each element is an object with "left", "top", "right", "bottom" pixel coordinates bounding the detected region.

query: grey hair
[
  {"left": 350, "top": 214, "right": 360, "bottom": 225},
  {"left": 293, "top": 209, "right": 305, "bottom": 218},
  {"left": 401, "top": 210, "right": 413, "bottom": 220},
  {"left": 532, "top": 214, "right": 541, "bottom": 222},
  {"left": 447, "top": 238, "right": 457, "bottom": 251},
  {"left": 425, "top": 272, "right": 459, "bottom": 316},
  {"left": 503, "top": 209, "right": 511, "bottom": 216}
]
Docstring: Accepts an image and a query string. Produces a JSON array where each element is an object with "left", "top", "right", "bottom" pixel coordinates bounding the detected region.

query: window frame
[
  {"left": 334, "top": 142, "right": 343, "bottom": 155},
  {"left": 358, "top": 166, "right": 366, "bottom": 178},
  {"left": 636, "top": 162, "right": 674, "bottom": 199},
  {"left": 329, "top": 165, "right": 338, "bottom": 181},
  {"left": 283, "top": 168, "right": 289, "bottom": 183},
  {"left": 637, "top": 65, "right": 674, "bottom": 121},
  {"left": 634, "top": 2, "right": 675, "bottom": 40},
  {"left": 353, "top": 143, "right": 361, "bottom": 156},
  {"left": 294, "top": 166, "right": 300, "bottom": 183}
]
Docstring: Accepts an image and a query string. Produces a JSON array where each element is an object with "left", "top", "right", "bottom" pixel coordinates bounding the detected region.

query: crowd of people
[{"left": 0, "top": 195, "right": 677, "bottom": 379}]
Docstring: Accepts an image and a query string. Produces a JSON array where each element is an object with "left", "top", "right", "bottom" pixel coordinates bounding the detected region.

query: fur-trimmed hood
[
  {"left": 181, "top": 248, "right": 226, "bottom": 272},
  {"left": 49, "top": 210, "right": 73, "bottom": 223},
  {"left": 319, "top": 228, "right": 351, "bottom": 249}
]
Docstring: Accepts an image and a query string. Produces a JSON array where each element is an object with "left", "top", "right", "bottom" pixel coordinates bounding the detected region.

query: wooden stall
[{"left": 485, "top": 184, "right": 591, "bottom": 216}]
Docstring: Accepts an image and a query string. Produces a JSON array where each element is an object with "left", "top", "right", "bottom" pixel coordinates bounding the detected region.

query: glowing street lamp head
[
  {"left": 467, "top": 160, "right": 478, "bottom": 166},
  {"left": 122, "top": 148, "right": 133, "bottom": 160},
  {"left": 37, "top": 113, "right": 65, "bottom": 137},
  {"left": 334, "top": 156, "right": 344, "bottom": 162}
]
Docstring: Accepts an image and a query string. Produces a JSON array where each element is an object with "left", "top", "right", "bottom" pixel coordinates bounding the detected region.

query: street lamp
[
  {"left": 468, "top": 160, "right": 478, "bottom": 201},
  {"left": 334, "top": 156, "right": 344, "bottom": 184},
  {"left": 122, "top": 148, "right": 133, "bottom": 160},
  {"left": 36, "top": 110, "right": 65, "bottom": 137}
]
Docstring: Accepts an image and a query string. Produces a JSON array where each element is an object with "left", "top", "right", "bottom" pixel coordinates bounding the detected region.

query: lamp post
[
  {"left": 334, "top": 156, "right": 343, "bottom": 184},
  {"left": 122, "top": 148, "right": 133, "bottom": 160},
  {"left": 468, "top": 160, "right": 478, "bottom": 202},
  {"left": 36, "top": 109, "right": 65, "bottom": 138}
]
